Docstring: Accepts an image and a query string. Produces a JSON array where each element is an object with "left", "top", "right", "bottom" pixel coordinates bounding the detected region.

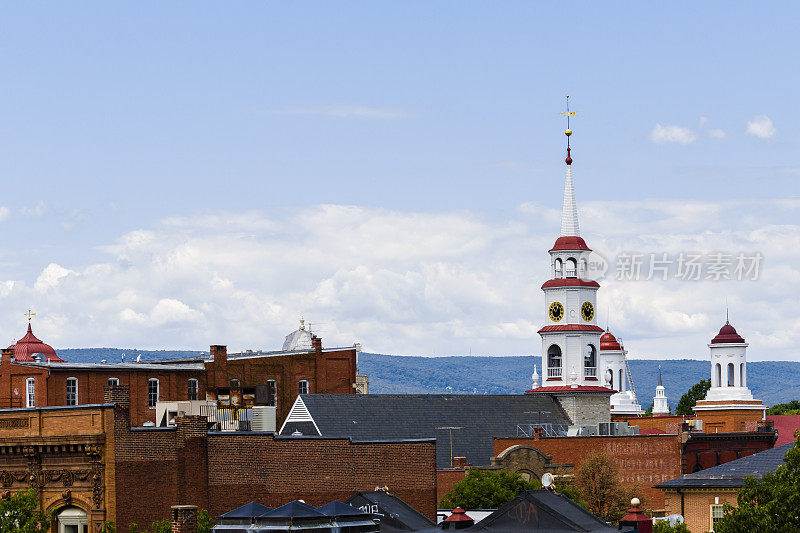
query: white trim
[
  {"left": 187, "top": 378, "right": 199, "bottom": 400},
  {"left": 298, "top": 379, "right": 309, "bottom": 395},
  {"left": 148, "top": 378, "right": 160, "bottom": 408},
  {"left": 66, "top": 377, "right": 78, "bottom": 406},
  {"left": 107, "top": 377, "right": 119, "bottom": 387},
  {"left": 26, "top": 378, "right": 35, "bottom": 408},
  {"left": 278, "top": 396, "right": 321, "bottom": 436}
]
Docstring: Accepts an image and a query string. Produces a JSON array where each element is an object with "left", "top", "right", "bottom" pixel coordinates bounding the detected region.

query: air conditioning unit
[{"left": 251, "top": 406, "right": 277, "bottom": 432}]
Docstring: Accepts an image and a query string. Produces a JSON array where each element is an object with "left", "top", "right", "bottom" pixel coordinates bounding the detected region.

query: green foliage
[
  {"left": 128, "top": 524, "right": 139, "bottom": 533},
  {"left": 644, "top": 403, "right": 653, "bottom": 417},
  {"left": 100, "top": 522, "right": 116, "bottom": 533},
  {"left": 766, "top": 399, "right": 800, "bottom": 415},
  {"left": 713, "top": 433, "right": 800, "bottom": 532},
  {"left": 574, "top": 452, "right": 641, "bottom": 524},
  {"left": 149, "top": 520, "right": 171, "bottom": 533},
  {"left": 197, "top": 510, "right": 214, "bottom": 533},
  {"left": 554, "top": 484, "right": 587, "bottom": 509},
  {"left": 674, "top": 379, "right": 710, "bottom": 415},
  {"left": 0, "top": 489, "right": 51, "bottom": 533},
  {"left": 652, "top": 520, "right": 690, "bottom": 533},
  {"left": 439, "top": 469, "right": 541, "bottom": 509}
]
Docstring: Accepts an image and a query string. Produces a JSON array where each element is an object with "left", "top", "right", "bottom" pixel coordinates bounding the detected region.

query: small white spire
[{"left": 560, "top": 164, "right": 580, "bottom": 237}]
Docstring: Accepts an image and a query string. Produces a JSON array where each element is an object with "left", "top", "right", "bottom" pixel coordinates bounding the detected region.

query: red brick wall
[
  {"left": 436, "top": 469, "right": 467, "bottom": 504},
  {"left": 494, "top": 435, "right": 682, "bottom": 510}
]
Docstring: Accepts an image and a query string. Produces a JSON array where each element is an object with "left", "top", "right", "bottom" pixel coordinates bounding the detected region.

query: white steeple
[
  {"left": 652, "top": 366, "right": 669, "bottom": 415},
  {"left": 560, "top": 161, "right": 580, "bottom": 237}
]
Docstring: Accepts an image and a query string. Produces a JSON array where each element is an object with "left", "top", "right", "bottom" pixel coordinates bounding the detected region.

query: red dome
[
  {"left": 711, "top": 322, "right": 745, "bottom": 344},
  {"left": 8, "top": 324, "right": 65, "bottom": 362},
  {"left": 600, "top": 330, "right": 622, "bottom": 351},
  {"left": 549, "top": 236, "right": 591, "bottom": 252}
]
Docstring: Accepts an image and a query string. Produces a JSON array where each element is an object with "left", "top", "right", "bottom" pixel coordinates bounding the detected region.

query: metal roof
[
  {"left": 279, "top": 394, "right": 570, "bottom": 469},
  {"left": 656, "top": 442, "right": 793, "bottom": 489}
]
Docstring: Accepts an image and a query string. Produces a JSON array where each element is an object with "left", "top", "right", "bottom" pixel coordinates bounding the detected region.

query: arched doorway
[{"left": 56, "top": 506, "right": 88, "bottom": 533}]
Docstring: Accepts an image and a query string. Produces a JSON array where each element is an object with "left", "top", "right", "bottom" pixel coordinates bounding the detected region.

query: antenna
[{"left": 436, "top": 426, "right": 464, "bottom": 468}]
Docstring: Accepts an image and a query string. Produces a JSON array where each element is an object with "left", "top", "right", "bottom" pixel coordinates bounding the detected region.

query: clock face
[
  {"left": 549, "top": 302, "right": 564, "bottom": 322},
  {"left": 581, "top": 301, "right": 595, "bottom": 322}
]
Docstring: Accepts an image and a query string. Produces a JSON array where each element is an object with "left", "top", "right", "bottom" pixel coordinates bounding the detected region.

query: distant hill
[{"left": 54, "top": 348, "right": 800, "bottom": 409}]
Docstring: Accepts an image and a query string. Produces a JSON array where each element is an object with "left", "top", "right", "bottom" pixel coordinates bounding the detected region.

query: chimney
[
  {"left": 171, "top": 505, "right": 198, "bottom": 533},
  {"left": 311, "top": 335, "right": 322, "bottom": 355},
  {"left": 1, "top": 348, "right": 12, "bottom": 365},
  {"left": 211, "top": 345, "right": 227, "bottom": 365},
  {"left": 451, "top": 457, "right": 468, "bottom": 469},
  {"left": 104, "top": 385, "right": 130, "bottom": 410},
  {"left": 210, "top": 345, "right": 228, "bottom": 388}
]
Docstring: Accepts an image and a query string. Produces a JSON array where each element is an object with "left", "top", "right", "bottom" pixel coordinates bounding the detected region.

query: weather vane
[
  {"left": 558, "top": 94, "right": 577, "bottom": 148},
  {"left": 24, "top": 309, "right": 35, "bottom": 322}
]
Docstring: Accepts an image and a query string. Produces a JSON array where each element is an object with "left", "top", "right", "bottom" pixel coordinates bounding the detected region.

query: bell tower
[{"left": 536, "top": 97, "right": 604, "bottom": 388}]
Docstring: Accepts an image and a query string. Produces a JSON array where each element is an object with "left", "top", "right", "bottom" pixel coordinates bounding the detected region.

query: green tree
[
  {"left": 713, "top": 433, "right": 800, "bottom": 532},
  {"left": 766, "top": 400, "right": 800, "bottom": 415},
  {"left": 644, "top": 403, "right": 653, "bottom": 417},
  {"left": 439, "top": 469, "right": 541, "bottom": 509},
  {"left": 674, "top": 379, "right": 710, "bottom": 416},
  {"left": 0, "top": 489, "right": 51, "bottom": 533},
  {"left": 197, "top": 510, "right": 214, "bottom": 533},
  {"left": 652, "top": 520, "right": 690, "bottom": 532},
  {"left": 574, "top": 452, "right": 641, "bottom": 524}
]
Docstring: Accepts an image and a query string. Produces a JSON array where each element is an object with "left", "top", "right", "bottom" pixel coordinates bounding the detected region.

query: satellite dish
[{"left": 541, "top": 472, "right": 554, "bottom": 488}]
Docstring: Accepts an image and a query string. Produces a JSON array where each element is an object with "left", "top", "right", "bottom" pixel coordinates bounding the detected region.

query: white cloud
[
  {"left": 274, "top": 106, "right": 414, "bottom": 119},
  {"left": 746, "top": 115, "right": 776, "bottom": 139},
  {"left": 0, "top": 201, "right": 797, "bottom": 362},
  {"left": 708, "top": 129, "right": 726, "bottom": 139},
  {"left": 0, "top": 207, "right": 9, "bottom": 222},
  {"left": 34, "top": 263, "right": 75, "bottom": 292},
  {"left": 650, "top": 124, "right": 697, "bottom": 145}
]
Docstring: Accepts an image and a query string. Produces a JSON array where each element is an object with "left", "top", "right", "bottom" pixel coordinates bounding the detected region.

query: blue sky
[{"left": 0, "top": 3, "right": 797, "bottom": 359}]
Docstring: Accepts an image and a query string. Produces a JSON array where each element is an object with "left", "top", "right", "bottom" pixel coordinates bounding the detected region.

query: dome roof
[
  {"left": 600, "top": 330, "right": 622, "bottom": 351},
  {"left": 282, "top": 318, "right": 314, "bottom": 351},
  {"left": 8, "top": 323, "right": 65, "bottom": 362},
  {"left": 549, "top": 236, "right": 591, "bottom": 252},
  {"left": 711, "top": 322, "right": 746, "bottom": 344}
]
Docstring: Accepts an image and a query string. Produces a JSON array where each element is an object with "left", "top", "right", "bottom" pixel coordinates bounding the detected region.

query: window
[
  {"left": 107, "top": 378, "right": 119, "bottom": 387},
  {"left": 608, "top": 369, "right": 613, "bottom": 390},
  {"left": 298, "top": 380, "right": 309, "bottom": 395},
  {"left": 710, "top": 504, "right": 724, "bottom": 530},
  {"left": 267, "top": 380, "right": 277, "bottom": 406},
  {"left": 715, "top": 363, "right": 722, "bottom": 387},
  {"left": 26, "top": 378, "right": 35, "bottom": 408},
  {"left": 584, "top": 344, "right": 597, "bottom": 377},
  {"left": 230, "top": 379, "right": 241, "bottom": 388},
  {"left": 579, "top": 258, "right": 587, "bottom": 277},
  {"left": 547, "top": 345, "right": 562, "bottom": 378},
  {"left": 66, "top": 378, "right": 78, "bottom": 406},
  {"left": 148, "top": 378, "right": 159, "bottom": 408},
  {"left": 565, "top": 258, "right": 577, "bottom": 278},
  {"left": 740, "top": 362, "right": 745, "bottom": 387},
  {"left": 727, "top": 363, "right": 735, "bottom": 387},
  {"left": 554, "top": 258, "right": 563, "bottom": 278},
  {"left": 619, "top": 369, "right": 624, "bottom": 392},
  {"left": 188, "top": 379, "right": 198, "bottom": 401}
]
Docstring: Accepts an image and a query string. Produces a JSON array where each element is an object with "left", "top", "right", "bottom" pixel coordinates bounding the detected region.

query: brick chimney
[
  {"left": 104, "top": 385, "right": 130, "bottom": 410},
  {"left": 451, "top": 457, "right": 468, "bottom": 469},
  {"left": 210, "top": 345, "right": 228, "bottom": 388},
  {"left": 1, "top": 348, "right": 13, "bottom": 364},
  {"left": 171, "top": 505, "right": 198, "bottom": 533},
  {"left": 311, "top": 335, "right": 322, "bottom": 356}
]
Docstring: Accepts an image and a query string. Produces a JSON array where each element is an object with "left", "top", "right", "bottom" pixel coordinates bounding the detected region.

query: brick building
[
  {"left": 0, "top": 322, "right": 361, "bottom": 427},
  {"left": 0, "top": 385, "right": 435, "bottom": 532}
]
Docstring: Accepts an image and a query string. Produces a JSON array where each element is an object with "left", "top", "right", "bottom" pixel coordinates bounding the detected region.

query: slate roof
[
  {"left": 263, "top": 500, "right": 326, "bottom": 518},
  {"left": 656, "top": 442, "right": 794, "bottom": 489},
  {"left": 467, "top": 489, "right": 621, "bottom": 532},
  {"left": 345, "top": 491, "right": 435, "bottom": 532},
  {"left": 316, "top": 501, "right": 371, "bottom": 517},
  {"left": 218, "top": 501, "right": 272, "bottom": 519},
  {"left": 280, "top": 394, "right": 570, "bottom": 468}
]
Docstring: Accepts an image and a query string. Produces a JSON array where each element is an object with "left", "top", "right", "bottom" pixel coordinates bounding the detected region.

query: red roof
[
  {"left": 541, "top": 278, "right": 600, "bottom": 289},
  {"left": 600, "top": 330, "right": 622, "bottom": 351},
  {"left": 444, "top": 508, "right": 474, "bottom": 523},
  {"left": 711, "top": 322, "right": 746, "bottom": 344},
  {"left": 8, "top": 324, "right": 65, "bottom": 362},
  {"left": 766, "top": 415, "right": 800, "bottom": 446},
  {"left": 538, "top": 324, "right": 605, "bottom": 334},
  {"left": 526, "top": 385, "right": 614, "bottom": 394},
  {"left": 549, "top": 236, "right": 591, "bottom": 252}
]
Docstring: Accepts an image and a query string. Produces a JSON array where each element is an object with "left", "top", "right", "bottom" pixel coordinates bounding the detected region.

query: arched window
[
  {"left": 584, "top": 344, "right": 597, "bottom": 377},
  {"left": 579, "top": 258, "right": 588, "bottom": 277},
  {"left": 148, "top": 378, "right": 159, "bottom": 408},
  {"left": 66, "top": 377, "right": 78, "bottom": 406},
  {"left": 740, "top": 363, "right": 746, "bottom": 387},
  {"left": 230, "top": 379, "right": 241, "bottom": 388},
  {"left": 565, "top": 258, "right": 577, "bottom": 278},
  {"left": 554, "top": 258, "right": 563, "bottom": 278},
  {"left": 26, "top": 378, "right": 35, "bottom": 408},
  {"left": 547, "top": 345, "right": 562, "bottom": 379},
  {"left": 188, "top": 378, "right": 198, "bottom": 401},
  {"left": 715, "top": 363, "right": 722, "bottom": 387},
  {"left": 727, "top": 363, "right": 735, "bottom": 387},
  {"left": 619, "top": 369, "right": 624, "bottom": 391},
  {"left": 298, "top": 379, "right": 309, "bottom": 395},
  {"left": 608, "top": 368, "right": 614, "bottom": 389}
]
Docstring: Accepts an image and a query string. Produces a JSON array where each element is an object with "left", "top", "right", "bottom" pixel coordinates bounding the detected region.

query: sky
[{"left": 0, "top": 2, "right": 798, "bottom": 360}]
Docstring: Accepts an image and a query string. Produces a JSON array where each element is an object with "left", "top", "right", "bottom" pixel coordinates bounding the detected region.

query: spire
[
  {"left": 658, "top": 365, "right": 663, "bottom": 387},
  {"left": 559, "top": 95, "right": 580, "bottom": 237}
]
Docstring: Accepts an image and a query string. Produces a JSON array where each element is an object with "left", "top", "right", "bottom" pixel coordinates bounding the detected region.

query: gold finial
[{"left": 24, "top": 309, "right": 35, "bottom": 322}]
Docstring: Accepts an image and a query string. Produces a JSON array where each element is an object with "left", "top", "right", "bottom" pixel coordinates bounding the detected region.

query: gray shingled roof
[
  {"left": 657, "top": 442, "right": 794, "bottom": 489},
  {"left": 280, "top": 394, "right": 570, "bottom": 468}
]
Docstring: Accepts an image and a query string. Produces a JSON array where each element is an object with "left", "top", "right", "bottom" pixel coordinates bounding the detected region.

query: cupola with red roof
[
  {"left": 8, "top": 323, "right": 65, "bottom": 363},
  {"left": 600, "top": 330, "right": 622, "bottom": 351},
  {"left": 710, "top": 321, "right": 746, "bottom": 344}
]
